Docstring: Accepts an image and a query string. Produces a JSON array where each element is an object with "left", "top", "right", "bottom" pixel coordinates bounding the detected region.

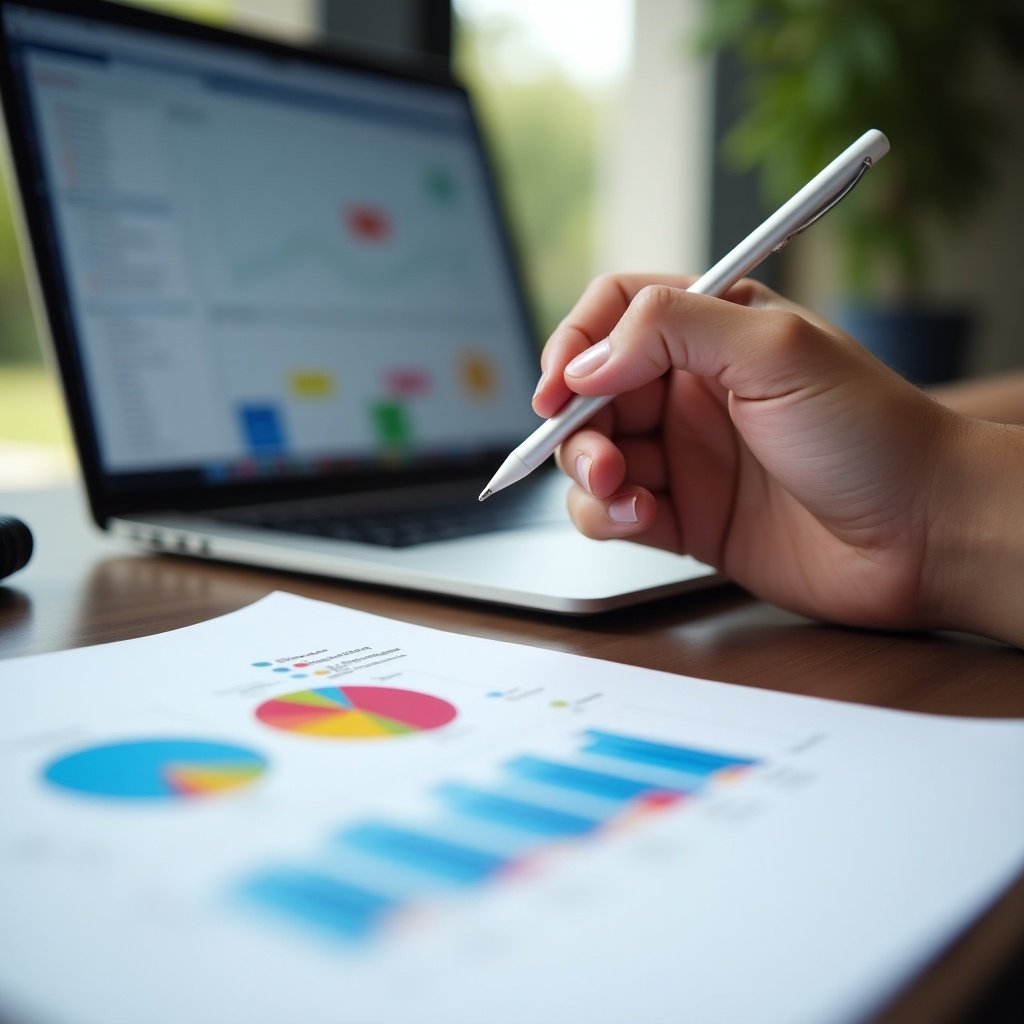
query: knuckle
[
  {"left": 624, "top": 285, "right": 683, "bottom": 374},
  {"left": 588, "top": 271, "right": 619, "bottom": 294},
  {"left": 631, "top": 284, "right": 678, "bottom": 323},
  {"left": 576, "top": 273, "right": 624, "bottom": 311},
  {"left": 767, "top": 309, "right": 811, "bottom": 353},
  {"left": 727, "top": 277, "right": 772, "bottom": 308}
]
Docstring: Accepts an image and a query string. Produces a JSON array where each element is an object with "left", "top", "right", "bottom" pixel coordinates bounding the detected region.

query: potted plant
[{"left": 698, "top": 0, "right": 1024, "bottom": 383}]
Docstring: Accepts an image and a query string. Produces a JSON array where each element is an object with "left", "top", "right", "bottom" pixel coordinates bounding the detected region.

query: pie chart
[
  {"left": 256, "top": 685, "right": 457, "bottom": 740},
  {"left": 43, "top": 739, "right": 267, "bottom": 800}
]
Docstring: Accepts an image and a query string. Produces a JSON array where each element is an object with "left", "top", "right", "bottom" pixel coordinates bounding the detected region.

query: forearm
[{"left": 925, "top": 416, "right": 1024, "bottom": 647}]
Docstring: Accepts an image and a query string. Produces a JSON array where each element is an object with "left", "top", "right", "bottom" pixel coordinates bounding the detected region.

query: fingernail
[
  {"left": 608, "top": 494, "right": 638, "bottom": 524},
  {"left": 532, "top": 370, "right": 547, "bottom": 399},
  {"left": 575, "top": 453, "right": 592, "bottom": 493},
  {"left": 565, "top": 339, "right": 610, "bottom": 378}
]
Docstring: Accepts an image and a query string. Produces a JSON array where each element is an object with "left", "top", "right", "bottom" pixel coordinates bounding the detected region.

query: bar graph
[
  {"left": 506, "top": 755, "right": 687, "bottom": 802},
  {"left": 437, "top": 783, "right": 602, "bottom": 838},
  {"left": 582, "top": 731, "right": 756, "bottom": 775},
  {"left": 344, "top": 822, "right": 506, "bottom": 885},
  {"left": 240, "top": 729, "right": 758, "bottom": 942},
  {"left": 244, "top": 867, "right": 397, "bottom": 940}
]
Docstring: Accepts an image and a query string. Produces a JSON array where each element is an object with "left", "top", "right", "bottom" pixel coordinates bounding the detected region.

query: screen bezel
[{"left": 0, "top": 0, "right": 541, "bottom": 525}]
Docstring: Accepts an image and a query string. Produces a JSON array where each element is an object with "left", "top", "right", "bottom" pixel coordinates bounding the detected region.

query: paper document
[{"left": 1, "top": 592, "right": 1022, "bottom": 1024}]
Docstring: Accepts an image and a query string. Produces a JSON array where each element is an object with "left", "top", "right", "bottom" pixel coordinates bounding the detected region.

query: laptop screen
[{"left": 0, "top": 1, "right": 541, "bottom": 506}]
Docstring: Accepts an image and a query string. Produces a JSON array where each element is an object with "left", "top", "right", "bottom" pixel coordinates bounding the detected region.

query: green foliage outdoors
[{"left": 699, "top": 0, "right": 1024, "bottom": 298}]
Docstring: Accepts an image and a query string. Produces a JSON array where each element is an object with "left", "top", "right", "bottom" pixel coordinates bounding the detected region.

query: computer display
[{"left": 1, "top": 3, "right": 539, "bottom": 488}]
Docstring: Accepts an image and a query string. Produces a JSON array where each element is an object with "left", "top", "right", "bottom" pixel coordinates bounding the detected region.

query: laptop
[{"left": 0, "top": 0, "right": 717, "bottom": 613}]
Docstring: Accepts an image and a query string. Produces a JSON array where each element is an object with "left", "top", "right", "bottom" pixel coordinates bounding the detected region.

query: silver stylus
[{"left": 479, "top": 129, "right": 890, "bottom": 501}]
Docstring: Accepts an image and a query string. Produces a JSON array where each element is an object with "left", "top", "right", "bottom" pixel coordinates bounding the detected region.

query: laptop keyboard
[{"left": 208, "top": 487, "right": 564, "bottom": 549}]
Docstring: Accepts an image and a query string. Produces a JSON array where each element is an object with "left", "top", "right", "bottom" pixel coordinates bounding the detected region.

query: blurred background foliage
[
  {"left": 0, "top": 160, "right": 35, "bottom": 364},
  {"left": 453, "top": 12, "right": 603, "bottom": 342},
  {"left": 699, "top": 0, "right": 1024, "bottom": 298}
]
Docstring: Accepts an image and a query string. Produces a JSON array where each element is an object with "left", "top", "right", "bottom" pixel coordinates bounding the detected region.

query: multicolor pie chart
[
  {"left": 43, "top": 739, "right": 267, "bottom": 801},
  {"left": 256, "top": 685, "right": 457, "bottom": 740}
]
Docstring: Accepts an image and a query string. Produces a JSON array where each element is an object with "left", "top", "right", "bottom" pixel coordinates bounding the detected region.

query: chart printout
[{"left": 1, "top": 592, "right": 1022, "bottom": 1024}]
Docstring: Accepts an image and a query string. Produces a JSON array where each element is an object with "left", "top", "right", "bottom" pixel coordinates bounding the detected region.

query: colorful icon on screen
[
  {"left": 425, "top": 165, "right": 458, "bottom": 204},
  {"left": 343, "top": 202, "right": 392, "bottom": 244},
  {"left": 239, "top": 403, "right": 286, "bottom": 454},
  {"left": 255, "top": 686, "right": 457, "bottom": 740},
  {"left": 384, "top": 367, "right": 432, "bottom": 398},
  {"left": 371, "top": 399, "right": 413, "bottom": 454},
  {"left": 289, "top": 369, "right": 336, "bottom": 399},
  {"left": 459, "top": 352, "right": 497, "bottom": 399}
]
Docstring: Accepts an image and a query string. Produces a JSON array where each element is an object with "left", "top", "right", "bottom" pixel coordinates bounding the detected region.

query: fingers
[
  {"left": 532, "top": 272, "right": 888, "bottom": 558},
  {"left": 534, "top": 272, "right": 853, "bottom": 422},
  {"left": 555, "top": 429, "right": 668, "bottom": 496},
  {"left": 725, "top": 277, "right": 850, "bottom": 335},
  {"left": 555, "top": 428, "right": 626, "bottom": 498},
  {"left": 562, "top": 285, "right": 862, "bottom": 405},
  {"left": 565, "top": 485, "right": 682, "bottom": 550},
  {"left": 532, "top": 272, "right": 698, "bottom": 418},
  {"left": 554, "top": 426, "right": 681, "bottom": 548}
]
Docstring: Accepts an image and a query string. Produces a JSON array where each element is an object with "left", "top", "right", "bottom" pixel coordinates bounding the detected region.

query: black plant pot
[{"left": 836, "top": 303, "right": 974, "bottom": 386}]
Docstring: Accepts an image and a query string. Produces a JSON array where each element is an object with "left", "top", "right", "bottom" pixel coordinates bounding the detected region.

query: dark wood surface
[{"left": 1, "top": 485, "right": 1022, "bottom": 1024}]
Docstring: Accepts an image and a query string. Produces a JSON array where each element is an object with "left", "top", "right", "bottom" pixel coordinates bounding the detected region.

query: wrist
[{"left": 924, "top": 416, "right": 1024, "bottom": 647}]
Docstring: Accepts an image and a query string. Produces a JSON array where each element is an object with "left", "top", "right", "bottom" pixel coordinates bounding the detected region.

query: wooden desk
[{"left": 1, "top": 485, "right": 1022, "bottom": 1024}]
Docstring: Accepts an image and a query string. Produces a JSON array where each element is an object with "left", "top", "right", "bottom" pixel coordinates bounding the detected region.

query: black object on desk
[{"left": 0, "top": 515, "right": 33, "bottom": 582}]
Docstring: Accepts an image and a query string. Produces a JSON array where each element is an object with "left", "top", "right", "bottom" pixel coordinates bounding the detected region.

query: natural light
[{"left": 454, "top": 0, "right": 633, "bottom": 86}]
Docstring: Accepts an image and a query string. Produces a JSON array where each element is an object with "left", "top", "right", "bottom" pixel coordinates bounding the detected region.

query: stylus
[{"left": 479, "top": 129, "right": 890, "bottom": 501}]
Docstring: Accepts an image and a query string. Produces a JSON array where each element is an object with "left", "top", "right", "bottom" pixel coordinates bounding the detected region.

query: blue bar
[
  {"left": 506, "top": 756, "right": 685, "bottom": 802},
  {"left": 437, "top": 783, "right": 600, "bottom": 838},
  {"left": 317, "top": 845, "right": 440, "bottom": 901},
  {"left": 582, "top": 730, "right": 756, "bottom": 775},
  {"left": 242, "top": 866, "right": 396, "bottom": 940},
  {"left": 341, "top": 822, "right": 507, "bottom": 884},
  {"left": 490, "top": 777, "right": 625, "bottom": 824},
  {"left": 427, "top": 812, "right": 547, "bottom": 860},
  {"left": 574, "top": 753, "right": 710, "bottom": 793}
]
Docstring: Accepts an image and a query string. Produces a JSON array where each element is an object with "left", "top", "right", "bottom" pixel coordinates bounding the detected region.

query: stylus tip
[{"left": 478, "top": 488, "right": 492, "bottom": 502}]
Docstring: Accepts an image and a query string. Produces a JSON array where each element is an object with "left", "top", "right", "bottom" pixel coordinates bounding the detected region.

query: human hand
[{"left": 533, "top": 275, "right": 1024, "bottom": 644}]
